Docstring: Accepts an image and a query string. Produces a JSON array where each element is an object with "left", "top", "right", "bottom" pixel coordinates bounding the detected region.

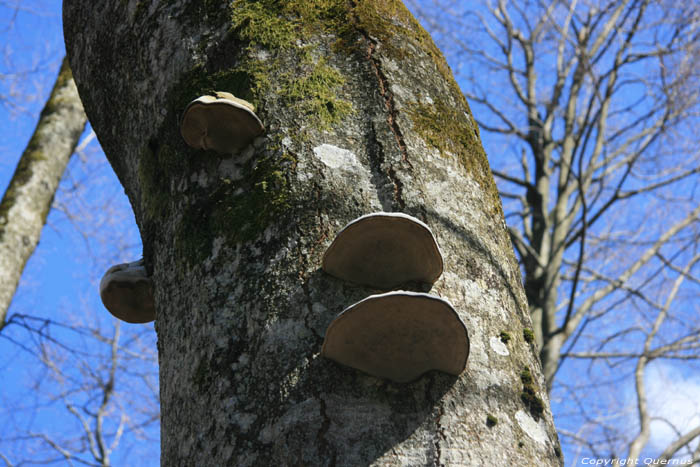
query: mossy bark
[
  {"left": 64, "top": 0, "right": 561, "bottom": 465},
  {"left": 0, "top": 57, "right": 87, "bottom": 328}
]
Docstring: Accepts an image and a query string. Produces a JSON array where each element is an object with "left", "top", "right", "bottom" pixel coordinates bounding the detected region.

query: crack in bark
[
  {"left": 386, "top": 166, "right": 406, "bottom": 210},
  {"left": 294, "top": 179, "right": 327, "bottom": 345},
  {"left": 352, "top": 11, "right": 408, "bottom": 211},
  {"left": 300, "top": 278, "right": 324, "bottom": 344},
  {"left": 367, "top": 122, "right": 406, "bottom": 211},
  {"left": 364, "top": 41, "right": 409, "bottom": 164}
]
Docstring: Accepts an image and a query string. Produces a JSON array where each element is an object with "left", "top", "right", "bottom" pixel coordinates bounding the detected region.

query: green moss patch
[
  {"left": 227, "top": 0, "right": 479, "bottom": 136},
  {"left": 230, "top": 0, "right": 347, "bottom": 50},
  {"left": 499, "top": 331, "right": 511, "bottom": 344},
  {"left": 349, "top": 1, "right": 472, "bottom": 109},
  {"left": 211, "top": 154, "right": 292, "bottom": 243},
  {"left": 175, "top": 152, "right": 294, "bottom": 265},
  {"left": 520, "top": 367, "right": 544, "bottom": 420},
  {"left": 486, "top": 414, "right": 498, "bottom": 427},
  {"left": 281, "top": 59, "right": 352, "bottom": 129},
  {"left": 228, "top": 0, "right": 353, "bottom": 133},
  {"left": 408, "top": 100, "right": 478, "bottom": 157},
  {"left": 523, "top": 328, "right": 535, "bottom": 344},
  {"left": 407, "top": 100, "right": 500, "bottom": 216}
]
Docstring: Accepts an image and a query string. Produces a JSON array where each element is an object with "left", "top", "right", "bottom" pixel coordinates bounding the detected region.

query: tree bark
[
  {"left": 0, "top": 57, "right": 87, "bottom": 329},
  {"left": 64, "top": 0, "right": 561, "bottom": 465}
]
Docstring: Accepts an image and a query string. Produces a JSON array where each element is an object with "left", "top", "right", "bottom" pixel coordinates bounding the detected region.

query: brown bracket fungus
[
  {"left": 180, "top": 91, "right": 264, "bottom": 154},
  {"left": 322, "top": 212, "right": 443, "bottom": 289},
  {"left": 99, "top": 259, "right": 155, "bottom": 324},
  {"left": 321, "top": 291, "right": 469, "bottom": 383}
]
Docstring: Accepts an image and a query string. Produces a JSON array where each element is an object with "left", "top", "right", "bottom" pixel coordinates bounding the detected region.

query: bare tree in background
[
  {"left": 409, "top": 0, "right": 700, "bottom": 461},
  {"left": 0, "top": 56, "right": 87, "bottom": 329},
  {"left": 0, "top": 6, "right": 160, "bottom": 464},
  {"left": 0, "top": 91, "right": 159, "bottom": 464},
  {"left": 0, "top": 315, "right": 159, "bottom": 466},
  {"left": 0, "top": 123, "right": 160, "bottom": 463}
]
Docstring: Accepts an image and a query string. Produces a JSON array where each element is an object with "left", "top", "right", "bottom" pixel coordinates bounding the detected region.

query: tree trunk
[
  {"left": 64, "top": 1, "right": 561, "bottom": 465},
  {"left": 0, "top": 57, "right": 87, "bottom": 329}
]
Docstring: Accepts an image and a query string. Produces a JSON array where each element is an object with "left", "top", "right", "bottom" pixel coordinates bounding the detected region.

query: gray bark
[
  {"left": 63, "top": 0, "right": 561, "bottom": 465},
  {"left": 0, "top": 57, "right": 87, "bottom": 329}
]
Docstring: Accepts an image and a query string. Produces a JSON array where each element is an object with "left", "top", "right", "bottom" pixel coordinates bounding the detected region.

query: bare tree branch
[{"left": 0, "top": 57, "right": 87, "bottom": 329}]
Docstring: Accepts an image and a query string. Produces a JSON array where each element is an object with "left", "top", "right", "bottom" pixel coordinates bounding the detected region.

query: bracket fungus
[
  {"left": 180, "top": 91, "right": 264, "bottom": 154},
  {"left": 321, "top": 291, "right": 469, "bottom": 383},
  {"left": 99, "top": 259, "right": 155, "bottom": 323},
  {"left": 322, "top": 212, "right": 443, "bottom": 289}
]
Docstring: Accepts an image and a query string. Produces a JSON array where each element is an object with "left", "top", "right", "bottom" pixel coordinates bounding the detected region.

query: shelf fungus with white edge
[
  {"left": 322, "top": 212, "right": 444, "bottom": 289},
  {"left": 180, "top": 91, "right": 264, "bottom": 154},
  {"left": 99, "top": 259, "right": 155, "bottom": 324},
  {"left": 321, "top": 291, "right": 469, "bottom": 383}
]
